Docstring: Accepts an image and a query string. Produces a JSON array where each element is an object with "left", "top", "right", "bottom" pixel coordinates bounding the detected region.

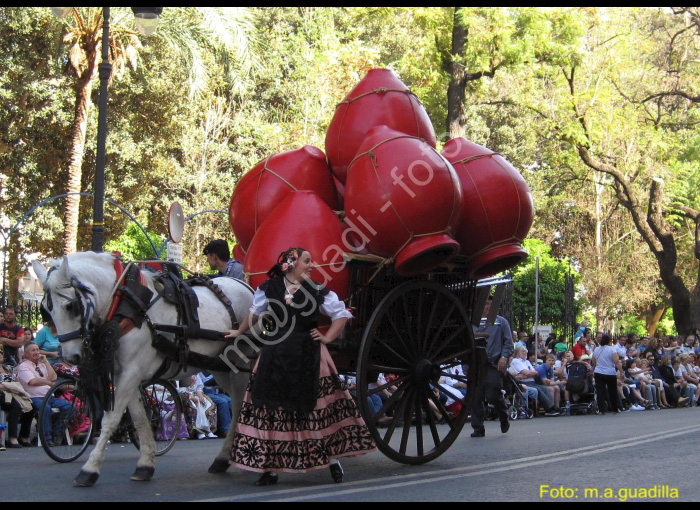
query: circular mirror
[{"left": 168, "top": 202, "right": 185, "bottom": 243}]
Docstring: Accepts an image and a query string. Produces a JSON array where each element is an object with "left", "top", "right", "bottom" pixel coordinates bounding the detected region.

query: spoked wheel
[
  {"left": 39, "top": 378, "right": 95, "bottom": 463},
  {"left": 357, "top": 280, "right": 476, "bottom": 465},
  {"left": 135, "top": 379, "right": 183, "bottom": 456}
]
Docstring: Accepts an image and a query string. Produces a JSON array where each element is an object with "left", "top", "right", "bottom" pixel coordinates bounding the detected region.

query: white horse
[{"left": 33, "top": 251, "right": 258, "bottom": 487}]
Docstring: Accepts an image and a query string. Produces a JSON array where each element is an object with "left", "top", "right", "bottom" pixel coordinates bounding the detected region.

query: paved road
[{"left": 5, "top": 407, "right": 699, "bottom": 501}]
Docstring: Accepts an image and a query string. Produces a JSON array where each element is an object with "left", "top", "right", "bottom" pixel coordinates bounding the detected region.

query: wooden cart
[{"left": 328, "top": 254, "right": 510, "bottom": 465}]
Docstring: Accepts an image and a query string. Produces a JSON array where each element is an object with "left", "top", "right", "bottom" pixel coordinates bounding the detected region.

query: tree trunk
[
  {"left": 644, "top": 302, "right": 667, "bottom": 337},
  {"left": 63, "top": 69, "right": 96, "bottom": 255},
  {"left": 446, "top": 7, "right": 467, "bottom": 140},
  {"left": 577, "top": 148, "right": 696, "bottom": 335}
]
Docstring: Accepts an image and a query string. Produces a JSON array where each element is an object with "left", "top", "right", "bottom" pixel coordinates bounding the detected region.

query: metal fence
[{"left": 1, "top": 299, "right": 44, "bottom": 331}]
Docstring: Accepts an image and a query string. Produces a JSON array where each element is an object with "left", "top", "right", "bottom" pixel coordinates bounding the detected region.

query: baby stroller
[
  {"left": 504, "top": 371, "right": 533, "bottom": 420},
  {"left": 565, "top": 361, "right": 597, "bottom": 414}
]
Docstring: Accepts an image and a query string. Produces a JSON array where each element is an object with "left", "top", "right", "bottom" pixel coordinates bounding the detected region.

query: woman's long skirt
[{"left": 230, "top": 344, "right": 376, "bottom": 473}]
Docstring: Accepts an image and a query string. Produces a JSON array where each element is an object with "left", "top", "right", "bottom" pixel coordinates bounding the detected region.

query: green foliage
[
  {"left": 104, "top": 222, "right": 164, "bottom": 262},
  {"left": 617, "top": 314, "right": 647, "bottom": 337},
  {"left": 656, "top": 309, "right": 678, "bottom": 337},
  {"left": 512, "top": 238, "right": 580, "bottom": 336}
]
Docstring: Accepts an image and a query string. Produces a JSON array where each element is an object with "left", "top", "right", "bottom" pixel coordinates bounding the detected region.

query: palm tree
[{"left": 54, "top": 7, "right": 258, "bottom": 254}]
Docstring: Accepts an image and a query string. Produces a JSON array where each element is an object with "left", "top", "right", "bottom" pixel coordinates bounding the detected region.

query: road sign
[{"left": 166, "top": 242, "right": 183, "bottom": 264}]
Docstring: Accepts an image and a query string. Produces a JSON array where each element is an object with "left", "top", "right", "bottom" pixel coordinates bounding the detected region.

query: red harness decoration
[{"left": 105, "top": 253, "right": 148, "bottom": 337}]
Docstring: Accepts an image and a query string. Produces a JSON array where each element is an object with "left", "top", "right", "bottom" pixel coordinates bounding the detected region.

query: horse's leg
[
  {"left": 74, "top": 385, "right": 139, "bottom": 487},
  {"left": 128, "top": 392, "right": 157, "bottom": 482},
  {"left": 208, "top": 369, "right": 251, "bottom": 473}
]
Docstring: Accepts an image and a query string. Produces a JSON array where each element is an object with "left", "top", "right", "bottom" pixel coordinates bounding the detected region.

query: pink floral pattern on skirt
[{"left": 230, "top": 345, "right": 376, "bottom": 473}]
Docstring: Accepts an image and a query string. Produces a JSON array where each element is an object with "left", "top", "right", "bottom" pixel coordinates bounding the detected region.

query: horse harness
[{"left": 42, "top": 256, "right": 250, "bottom": 409}]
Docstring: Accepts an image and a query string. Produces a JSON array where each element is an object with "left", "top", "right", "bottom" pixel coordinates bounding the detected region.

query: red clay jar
[
  {"left": 344, "top": 125, "right": 462, "bottom": 276},
  {"left": 233, "top": 243, "right": 246, "bottom": 265},
  {"left": 243, "top": 191, "right": 350, "bottom": 301},
  {"left": 228, "top": 145, "right": 338, "bottom": 251},
  {"left": 325, "top": 68, "right": 437, "bottom": 184},
  {"left": 442, "top": 137, "right": 534, "bottom": 279}
]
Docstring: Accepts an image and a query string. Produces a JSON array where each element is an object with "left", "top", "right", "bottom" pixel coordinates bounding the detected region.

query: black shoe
[
  {"left": 6, "top": 442, "right": 22, "bottom": 449},
  {"left": 18, "top": 439, "right": 31, "bottom": 447},
  {"left": 329, "top": 463, "right": 344, "bottom": 483},
  {"left": 470, "top": 430, "right": 485, "bottom": 437},
  {"left": 500, "top": 419, "right": 510, "bottom": 434},
  {"left": 254, "top": 472, "right": 278, "bottom": 486}
]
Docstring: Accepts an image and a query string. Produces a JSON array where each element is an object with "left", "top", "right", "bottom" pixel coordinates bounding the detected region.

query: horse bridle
[{"left": 42, "top": 273, "right": 98, "bottom": 343}]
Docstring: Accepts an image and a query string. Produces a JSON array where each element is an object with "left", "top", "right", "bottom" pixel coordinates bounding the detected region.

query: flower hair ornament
[{"left": 281, "top": 249, "right": 299, "bottom": 273}]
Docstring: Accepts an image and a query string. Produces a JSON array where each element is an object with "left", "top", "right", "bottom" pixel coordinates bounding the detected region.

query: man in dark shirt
[
  {"left": 203, "top": 239, "right": 244, "bottom": 280},
  {"left": 0, "top": 306, "right": 24, "bottom": 366}
]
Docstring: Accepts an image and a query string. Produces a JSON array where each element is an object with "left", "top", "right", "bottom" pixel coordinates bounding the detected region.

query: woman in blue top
[{"left": 34, "top": 321, "right": 60, "bottom": 366}]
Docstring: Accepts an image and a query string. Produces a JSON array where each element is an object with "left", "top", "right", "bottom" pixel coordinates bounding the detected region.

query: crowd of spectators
[
  {"left": 511, "top": 327, "right": 700, "bottom": 414},
  {"left": 351, "top": 326, "right": 700, "bottom": 424},
  {"left": 0, "top": 306, "right": 234, "bottom": 449}
]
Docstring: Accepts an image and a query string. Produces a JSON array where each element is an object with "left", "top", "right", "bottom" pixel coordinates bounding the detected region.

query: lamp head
[{"left": 131, "top": 7, "right": 163, "bottom": 37}]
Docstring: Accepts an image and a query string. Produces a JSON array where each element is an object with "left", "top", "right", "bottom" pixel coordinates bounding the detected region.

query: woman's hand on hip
[{"left": 310, "top": 328, "right": 329, "bottom": 344}]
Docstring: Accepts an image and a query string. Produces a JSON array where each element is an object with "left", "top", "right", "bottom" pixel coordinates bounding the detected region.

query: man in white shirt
[
  {"left": 508, "top": 346, "right": 560, "bottom": 416},
  {"left": 614, "top": 335, "right": 628, "bottom": 359}
]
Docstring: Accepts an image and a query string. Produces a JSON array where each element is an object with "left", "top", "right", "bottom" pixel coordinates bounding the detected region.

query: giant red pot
[
  {"left": 228, "top": 145, "right": 338, "bottom": 251},
  {"left": 442, "top": 137, "right": 534, "bottom": 279},
  {"left": 344, "top": 125, "right": 462, "bottom": 276},
  {"left": 243, "top": 190, "right": 350, "bottom": 301},
  {"left": 325, "top": 68, "right": 436, "bottom": 184}
]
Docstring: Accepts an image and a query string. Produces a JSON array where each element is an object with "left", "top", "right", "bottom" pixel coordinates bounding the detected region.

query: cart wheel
[
  {"left": 357, "top": 280, "right": 476, "bottom": 465},
  {"left": 39, "top": 378, "right": 95, "bottom": 463},
  {"left": 140, "top": 379, "right": 183, "bottom": 456}
]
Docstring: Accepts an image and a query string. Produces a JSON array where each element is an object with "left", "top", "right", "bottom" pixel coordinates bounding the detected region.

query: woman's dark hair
[
  {"left": 267, "top": 247, "right": 307, "bottom": 278},
  {"left": 599, "top": 334, "right": 612, "bottom": 346}
]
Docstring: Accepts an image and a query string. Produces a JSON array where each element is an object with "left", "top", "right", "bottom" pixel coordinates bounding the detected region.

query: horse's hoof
[
  {"left": 74, "top": 470, "right": 99, "bottom": 487},
  {"left": 130, "top": 466, "right": 155, "bottom": 481},
  {"left": 208, "top": 458, "right": 231, "bottom": 473}
]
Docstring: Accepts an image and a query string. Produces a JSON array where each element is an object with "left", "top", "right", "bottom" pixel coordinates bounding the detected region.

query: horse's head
[{"left": 33, "top": 252, "right": 116, "bottom": 365}]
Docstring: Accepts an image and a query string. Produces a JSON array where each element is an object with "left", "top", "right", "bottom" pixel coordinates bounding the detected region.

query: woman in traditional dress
[{"left": 224, "top": 247, "right": 376, "bottom": 486}]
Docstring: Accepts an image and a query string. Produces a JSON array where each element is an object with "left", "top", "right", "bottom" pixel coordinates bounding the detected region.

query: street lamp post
[{"left": 92, "top": 6, "right": 111, "bottom": 253}]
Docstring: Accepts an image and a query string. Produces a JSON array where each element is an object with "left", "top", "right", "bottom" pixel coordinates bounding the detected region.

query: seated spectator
[
  {"left": 572, "top": 332, "right": 590, "bottom": 361},
  {"left": 628, "top": 358, "right": 657, "bottom": 409},
  {"left": 0, "top": 306, "right": 24, "bottom": 366},
  {"left": 19, "top": 328, "right": 34, "bottom": 362},
  {"left": 342, "top": 374, "right": 381, "bottom": 419},
  {"left": 657, "top": 355, "right": 689, "bottom": 408},
  {"left": 638, "top": 337, "right": 649, "bottom": 354},
  {"left": 198, "top": 371, "right": 232, "bottom": 437},
  {"left": 0, "top": 348, "right": 34, "bottom": 448},
  {"left": 644, "top": 353, "right": 671, "bottom": 408},
  {"left": 16, "top": 342, "right": 72, "bottom": 447},
  {"left": 177, "top": 373, "right": 217, "bottom": 439},
  {"left": 678, "top": 334, "right": 697, "bottom": 356},
  {"left": 534, "top": 333, "right": 548, "bottom": 362},
  {"left": 34, "top": 321, "right": 60, "bottom": 367},
  {"left": 613, "top": 335, "right": 628, "bottom": 360},
  {"left": 672, "top": 357, "right": 697, "bottom": 404},
  {"left": 680, "top": 354, "right": 700, "bottom": 406},
  {"left": 508, "top": 346, "right": 560, "bottom": 416},
  {"left": 573, "top": 321, "right": 588, "bottom": 343},
  {"left": 515, "top": 332, "right": 529, "bottom": 352},
  {"left": 443, "top": 363, "right": 467, "bottom": 397},
  {"left": 537, "top": 354, "right": 565, "bottom": 407}
]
